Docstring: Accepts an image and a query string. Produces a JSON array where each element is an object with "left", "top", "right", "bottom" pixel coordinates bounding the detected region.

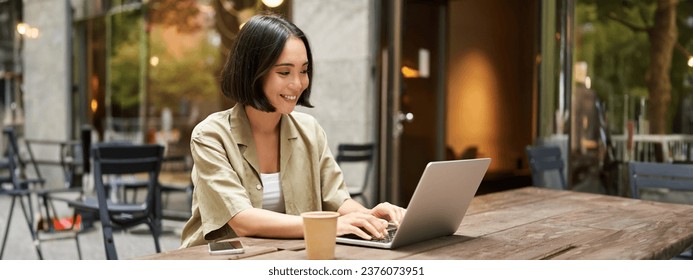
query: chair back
[
  {"left": 628, "top": 161, "right": 693, "bottom": 199},
  {"left": 92, "top": 143, "right": 164, "bottom": 205},
  {"left": 91, "top": 143, "right": 164, "bottom": 259},
  {"left": 335, "top": 143, "right": 374, "bottom": 204},
  {"left": 1, "top": 127, "right": 44, "bottom": 188},
  {"left": 526, "top": 145, "right": 567, "bottom": 189}
]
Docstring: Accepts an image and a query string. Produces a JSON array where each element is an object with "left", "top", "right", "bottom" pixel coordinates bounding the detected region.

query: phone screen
[{"left": 208, "top": 240, "right": 244, "bottom": 255}]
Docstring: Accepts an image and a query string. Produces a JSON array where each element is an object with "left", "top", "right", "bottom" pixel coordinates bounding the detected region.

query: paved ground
[{"left": 0, "top": 190, "right": 189, "bottom": 260}]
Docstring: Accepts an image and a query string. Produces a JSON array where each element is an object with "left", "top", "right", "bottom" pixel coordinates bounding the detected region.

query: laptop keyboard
[
  {"left": 342, "top": 224, "right": 397, "bottom": 243},
  {"left": 376, "top": 227, "right": 397, "bottom": 243}
]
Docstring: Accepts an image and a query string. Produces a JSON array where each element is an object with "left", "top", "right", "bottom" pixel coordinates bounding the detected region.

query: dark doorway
[
  {"left": 379, "top": 0, "right": 538, "bottom": 204},
  {"left": 397, "top": 0, "right": 447, "bottom": 205}
]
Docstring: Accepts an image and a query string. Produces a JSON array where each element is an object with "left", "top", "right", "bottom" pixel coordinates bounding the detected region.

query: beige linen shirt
[{"left": 180, "top": 105, "right": 351, "bottom": 247}]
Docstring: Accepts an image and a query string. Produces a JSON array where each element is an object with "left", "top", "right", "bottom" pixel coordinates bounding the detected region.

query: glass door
[{"left": 379, "top": 0, "right": 446, "bottom": 206}]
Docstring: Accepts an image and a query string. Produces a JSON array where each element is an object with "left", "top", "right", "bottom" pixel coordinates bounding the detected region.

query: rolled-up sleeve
[
  {"left": 177, "top": 110, "right": 264, "bottom": 247},
  {"left": 191, "top": 132, "right": 253, "bottom": 241}
]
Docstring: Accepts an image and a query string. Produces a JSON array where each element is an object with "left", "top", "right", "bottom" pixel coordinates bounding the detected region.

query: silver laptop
[{"left": 336, "top": 158, "right": 491, "bottom": 249}]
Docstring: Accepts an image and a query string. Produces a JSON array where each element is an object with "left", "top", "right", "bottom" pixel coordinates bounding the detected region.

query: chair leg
[
  {"left": 39, "top": 193, "right": 56, "bottom": 232},
  {"left": 147, "top": 218, "right": 162, "bottom": 253},
  {"left": 0, "top": 196, "right": 17, "bottom": 259},
  {"left": 101, "top": 224, "right": 118, "bottom": 260},
  {"left": 17, "top": 194, "right": 43, "bottom": 260},
  {"left": 71, "top": 211, "right": 83, "bottom": 260},
  {"left": 75, "top": 240, "right": 82, "bottom": 260}
]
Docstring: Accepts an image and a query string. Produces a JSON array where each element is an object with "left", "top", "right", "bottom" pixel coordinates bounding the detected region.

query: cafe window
[
  {"left": 569, "top": 0, "right": 693, "bottom": 192},
  {"left": 73, "top": 0, "right": 291, "bottom": 155},
  {"left": 574, "top": 0, "right": 693, "bottom": 137}
]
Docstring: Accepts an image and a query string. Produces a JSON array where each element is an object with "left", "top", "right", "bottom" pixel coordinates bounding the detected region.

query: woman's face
[{"left": 262, "top": 36, "right": 310, "bottom": 114}]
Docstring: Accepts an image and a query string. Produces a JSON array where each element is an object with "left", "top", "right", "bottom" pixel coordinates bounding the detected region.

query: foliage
[
  {"left": 108, "top": 2, "right": 222, "bottom": 117},
  {"left": 109, "top": 9, "right": 143, "bottom": 115},
  {"left": 148, "top": 0, "right": 203, "bottom": 33},
  {"left": 575, "top": 0, "right": 693, "bottom": 133},
  {"left": 147, "top": 27, "right": 221, "bottom": 115},
  {"left": 108, "top": 0, "right": 289, "bottom": 119}
]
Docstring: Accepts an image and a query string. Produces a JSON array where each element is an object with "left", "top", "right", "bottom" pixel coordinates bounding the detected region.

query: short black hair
[{"left": 220, "top": 14, "right": 314, "bottom": 112}]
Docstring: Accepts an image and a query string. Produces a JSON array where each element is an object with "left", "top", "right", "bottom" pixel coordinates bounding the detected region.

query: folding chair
[
  {"left": 1, "top": 127, "right": 86, "bottom": 259},
  {"left": 65, "top": 143, "right": 164, "bottom": 260},
  {"left": 0, "top": 127, "right": 45, "bottom": 259}
]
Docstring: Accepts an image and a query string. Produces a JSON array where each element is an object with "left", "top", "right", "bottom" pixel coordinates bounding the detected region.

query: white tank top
[{"left": 260, "top": 173, "right": 285, "bottom": 213}]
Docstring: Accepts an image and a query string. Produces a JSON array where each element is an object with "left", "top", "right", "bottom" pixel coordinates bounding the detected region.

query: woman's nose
[{"left": 289, "top": 75, "right": 307, "bottom": 90}]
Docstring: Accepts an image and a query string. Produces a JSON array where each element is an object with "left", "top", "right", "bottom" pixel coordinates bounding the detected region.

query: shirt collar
[{"left": 228, "top": 104, "right": 299, "bottom": 175}]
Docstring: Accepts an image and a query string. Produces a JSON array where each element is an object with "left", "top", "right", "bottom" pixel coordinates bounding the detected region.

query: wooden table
[{"left": 138, "top": 187, "right": 693, "bottom": 260}]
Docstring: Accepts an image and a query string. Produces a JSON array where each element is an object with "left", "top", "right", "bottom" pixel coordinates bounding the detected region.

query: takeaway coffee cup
[{"left": 301, "top": 211, "right": 340, "bottom": 260}]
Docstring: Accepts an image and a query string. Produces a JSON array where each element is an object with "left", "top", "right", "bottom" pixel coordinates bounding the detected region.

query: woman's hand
[
  {"left": 369, "top": 202, "right": 406, "bottom": 227},
  {"left": 336, "top": 212, "right": 389, "bottom": 240}
]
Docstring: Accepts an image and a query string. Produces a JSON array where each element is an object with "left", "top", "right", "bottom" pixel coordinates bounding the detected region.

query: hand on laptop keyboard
[
  {"left": 341, "top": 224, "right": 397, "bottom": 242},
  {"left": 337, "top": 212, "right": 391, "bottom": 240},
  {"left": 369, "top": 202, "right": 406, "bottom": 228}
]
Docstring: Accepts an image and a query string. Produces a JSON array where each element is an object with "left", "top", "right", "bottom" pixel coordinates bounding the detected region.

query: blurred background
[{"left": 1, "top": 0, "right": 693, "bottom": 220}]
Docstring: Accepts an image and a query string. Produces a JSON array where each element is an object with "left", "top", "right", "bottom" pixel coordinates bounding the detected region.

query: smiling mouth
[{"left": 281, "top": 94, "right": 297, "bottom": 101}]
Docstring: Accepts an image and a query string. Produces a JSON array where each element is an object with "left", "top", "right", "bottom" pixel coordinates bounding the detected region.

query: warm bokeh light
[
  {"left": 16, "top": 23, "right": 39, "bottom": 38},
  {"left": 27, "top": 27, "right": 39, "bottom": 38},
  {"left": 401, "top": 66, "right": 420, "bottom": 78},
  {"left": 262, "top": 0, "right": 284, "bottom": 8},
  {"left": 447, "top": 50, "right": 499, "bottom": 168},
  {"left": 90, "top": 99, "right": 98, "bottom": 113},
  {"left": 150, "top": 56, "right": 159, "bottom": 67},
  {"left": 688, "top": 56, "right": 693, "bottom": 67},
  {"left": 16, "top": 23, "right": 28, "bottom": 34}
]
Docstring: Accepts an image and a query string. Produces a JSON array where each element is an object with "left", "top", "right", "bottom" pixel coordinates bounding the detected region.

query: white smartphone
[{"left": 208, "top": 240, "right": 245, "bottom": 255}]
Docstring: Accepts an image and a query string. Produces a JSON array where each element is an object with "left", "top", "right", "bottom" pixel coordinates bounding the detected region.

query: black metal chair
[
  {"left": 335, "top": 143, "right": 375, "bottom": 206},
  {"left": 106, "top": 142, "right": 192, "bottom": 222},
  {"left": 0, "top": 127, "right": 45, "bottom": 259},
  {"left": 629, "top": 161, "right": 693, "bottom": 259},
  {"left": 1, "top": 127, "right": 89, "bottom": 259},
  {"left": 66, "top": 143, "right": 165, "bottom": 260},
  {"left": 525, "top": 145, "right": 567, "bottom": 190}
]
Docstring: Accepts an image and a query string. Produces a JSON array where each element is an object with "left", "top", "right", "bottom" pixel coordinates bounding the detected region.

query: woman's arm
[
  {"left": 337, "top": 198, "right": 370, "bottom": 215},
  {"left": 229, "top": 198, "right": 405, "bottom": 240},
  {"left": 229, "top": 200, "right": 386, "bottom": 240},
  {"left": 229, "top": 208, "right": 304, "bottom": 238}
]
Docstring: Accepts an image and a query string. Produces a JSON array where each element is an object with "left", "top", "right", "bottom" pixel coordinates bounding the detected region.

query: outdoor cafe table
[{"left": 138, "top": 187, "right": 693, "bottom": 260}]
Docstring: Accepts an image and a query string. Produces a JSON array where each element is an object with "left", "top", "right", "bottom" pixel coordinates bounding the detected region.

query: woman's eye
[
  {"left": 300, "top": 70, "right": 309, "bottom": 74},
  {"left": 277, "top": 71, "right": 290, "bottom": 76}
]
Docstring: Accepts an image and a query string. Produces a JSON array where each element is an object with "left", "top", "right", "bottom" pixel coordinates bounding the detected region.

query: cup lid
[{"left": 300, "top": 211, "right": 339, "bottom": 218}]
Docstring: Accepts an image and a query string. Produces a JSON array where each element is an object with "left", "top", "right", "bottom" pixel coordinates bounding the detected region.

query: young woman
[{"left": 180, "top": 14, "right": 404, "bottom": 248}]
